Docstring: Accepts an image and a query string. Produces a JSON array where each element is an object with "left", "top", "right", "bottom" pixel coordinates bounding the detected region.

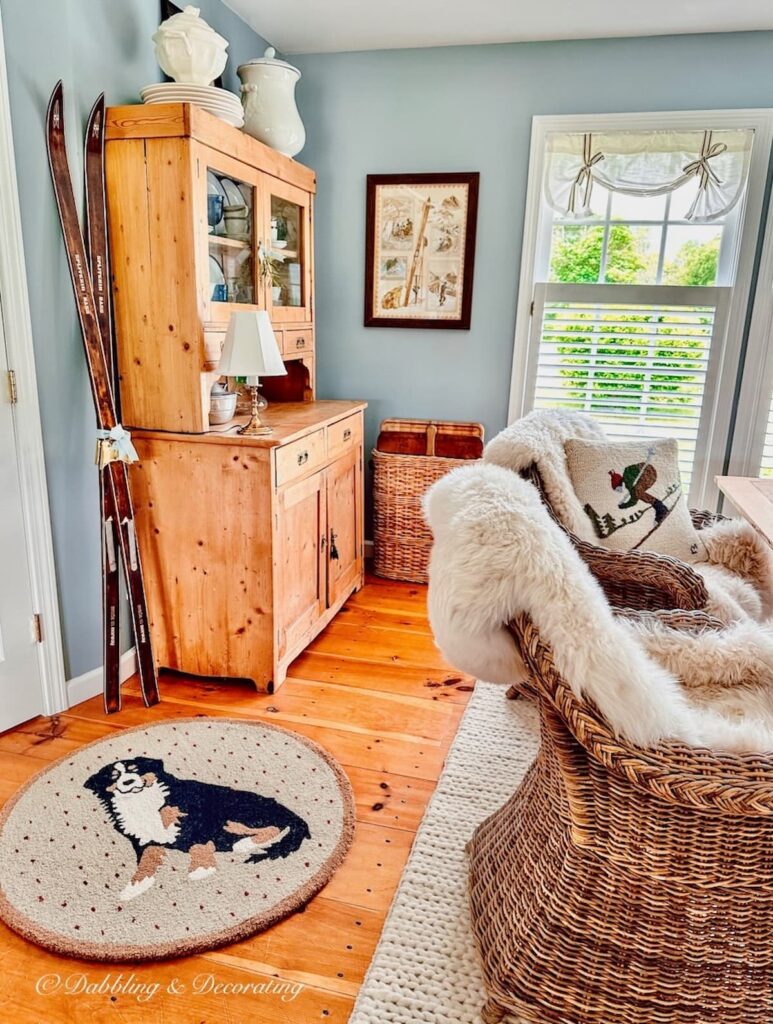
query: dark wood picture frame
[{"left": 364, "top": 172, "right": 479, "bottom": 330}]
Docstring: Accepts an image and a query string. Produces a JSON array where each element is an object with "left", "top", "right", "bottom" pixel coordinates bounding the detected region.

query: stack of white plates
[{"left": 139, "top": 84, "right": 244, "bottom": 128}]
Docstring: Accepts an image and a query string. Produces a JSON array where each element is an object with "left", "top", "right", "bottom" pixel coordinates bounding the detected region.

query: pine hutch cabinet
[{"left": 104, "top": 103, "right": 365, "bottom": 691}]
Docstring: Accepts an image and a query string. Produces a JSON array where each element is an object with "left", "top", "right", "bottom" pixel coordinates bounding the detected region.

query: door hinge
[
  {"left": 530, "top": 300, "right": 535, "bottom": 316},
  {"left": 32, "top": 613, "right": 43, "bottom": 643},
  {"left": 7, "top": 369, "right": 18, "bottom": 404}
]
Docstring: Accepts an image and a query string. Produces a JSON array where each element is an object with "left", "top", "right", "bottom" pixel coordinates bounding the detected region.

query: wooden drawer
[
  {"left": 284, "top": 328, "right": 313, "bottom": 356},
  {"left": 274, "top": 428, "right": 326, "bottom": 488},
  {"left": 328, "top": 412, "right": 362, "bottom": 458}
]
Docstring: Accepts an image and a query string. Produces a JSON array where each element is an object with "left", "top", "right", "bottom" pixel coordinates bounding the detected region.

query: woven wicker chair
[
  {"left": 469, "top": 610, "right": 773, "bottom": 1024},
  {"left": 524, "top": 464, "right": 726, "bottom": 613}
]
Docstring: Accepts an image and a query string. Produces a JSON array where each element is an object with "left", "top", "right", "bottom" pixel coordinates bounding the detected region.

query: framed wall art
[{"left": 364, "top": 172, "right": 479, "bottom": 329}]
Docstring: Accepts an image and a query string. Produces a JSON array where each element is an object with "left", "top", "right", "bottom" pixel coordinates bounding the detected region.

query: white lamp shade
[{"left": 218, "top": 311, "right": 287, "bottom": 379}]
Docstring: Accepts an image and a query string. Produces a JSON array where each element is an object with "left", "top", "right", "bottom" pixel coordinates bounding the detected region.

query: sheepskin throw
[
  {"left": 564, "top": 436, "right": 707, "bottom": 563},
  {"left": 484, "top": 409, "right": 773, "bottom": 623},
  {"left": 424, "top": 462, "right": 773, "bottom": 753},
  {"left": 484, "top": 408, "right": 604, "bottom": 541}
]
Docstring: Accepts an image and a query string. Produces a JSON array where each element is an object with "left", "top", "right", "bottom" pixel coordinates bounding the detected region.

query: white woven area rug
[{"left": 349, "top": 681, "right": 540, "bottom": 1024}]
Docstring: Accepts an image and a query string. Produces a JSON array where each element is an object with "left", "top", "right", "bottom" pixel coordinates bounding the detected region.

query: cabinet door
[
  {"left": 261, "top": 175, "right": 313, "bottom": 324},
  {"left": 275, "top": 469, "right": 326, "bottom": 660},
  {"left": 326, "top": 445, "right": 363, "bottom": 608},
  {"left": 197, "top": 145, "right": 266, "bottom": 327}
]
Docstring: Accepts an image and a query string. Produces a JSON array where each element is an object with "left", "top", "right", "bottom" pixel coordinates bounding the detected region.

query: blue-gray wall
[
  {"left": 1, "top": 0, "right": 268, "bottom": 678},
  {"left": 293, "top": 32, "right": 773, "bottom": 505},
  {"left": 4, "top": 10, "right": 773, "bottom": 681}
]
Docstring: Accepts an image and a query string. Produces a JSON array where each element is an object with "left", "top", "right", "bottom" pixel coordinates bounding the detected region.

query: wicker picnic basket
[{"left": 372, "top": 418, "right": 484, "bottom": 583}]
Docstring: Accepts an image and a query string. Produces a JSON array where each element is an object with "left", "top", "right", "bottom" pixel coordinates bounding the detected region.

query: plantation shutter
[
  {"left": 528, "top": 283, "right": 732, "bottom": 499},
  {"left": 761, "top": 396, "right": 773, "bottom": 477}
]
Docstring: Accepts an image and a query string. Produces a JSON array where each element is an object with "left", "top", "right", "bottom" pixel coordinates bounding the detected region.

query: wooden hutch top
[
  {"left": 105, "top": 103, "right": 319, "bottom": 434},
  {"left": 105, "top": 103, "right": 316, "bottom": 194}
]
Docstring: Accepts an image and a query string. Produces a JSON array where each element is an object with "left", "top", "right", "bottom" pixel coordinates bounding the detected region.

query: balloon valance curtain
[{"left": 545, "top": 128, "right": 755, "bottom": 222}]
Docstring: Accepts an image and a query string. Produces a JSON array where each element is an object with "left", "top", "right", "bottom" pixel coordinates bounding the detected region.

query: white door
[{"left": 0, "top": 292, "right": 45, "bottom": 730}]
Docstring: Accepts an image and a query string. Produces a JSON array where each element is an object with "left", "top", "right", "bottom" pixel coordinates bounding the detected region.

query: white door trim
[
  {"left": 508, "top": 108, "right": 773, "bottom": 509},
  {"left": 0, "top": 8, "right": 66, "bottom": 715}
]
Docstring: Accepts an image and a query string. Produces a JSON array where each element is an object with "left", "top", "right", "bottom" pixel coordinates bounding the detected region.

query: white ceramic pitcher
[{"left": 238, "top": 48, "right": 305, "bottom": 158}]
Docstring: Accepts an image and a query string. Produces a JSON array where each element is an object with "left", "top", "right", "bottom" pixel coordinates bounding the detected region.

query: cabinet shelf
[{"left": 209, "top": 234, "right": 250, "bottom": 250}]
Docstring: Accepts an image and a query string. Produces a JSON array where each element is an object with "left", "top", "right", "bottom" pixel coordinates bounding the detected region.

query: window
[
  {"left": 727, "top": 180, "right": 773, "bottom": 483},
  {"left": 531, "top": 285, "right": 727, "bottom": 492},
  {"left": 761, "top": 397, "right": 773, "bottom": 477},
  {"left": 511, "top": 113, "right": 773, "bottom": 508}
]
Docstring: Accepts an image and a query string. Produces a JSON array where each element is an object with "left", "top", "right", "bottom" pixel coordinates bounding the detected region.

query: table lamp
[{"left": 218, "top": 310, "right": 287, "bottom": 435}]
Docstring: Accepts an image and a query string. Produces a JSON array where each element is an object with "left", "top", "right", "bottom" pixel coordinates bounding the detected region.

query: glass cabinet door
[
  {"left": 264, "top": 179, "right": 311, "bottom": 323},
  {"left": 206, "top": 166, "right": 259, "bottom": 314}
]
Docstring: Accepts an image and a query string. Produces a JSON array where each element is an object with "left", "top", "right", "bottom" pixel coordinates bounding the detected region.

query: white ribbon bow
[
  {"left": 96, "top": 424, "right": 139, "bottom": 464},
  {"left": 683, "top": 130, "right": 728, "bottom": 191},
  {"left": 567, "top": 133, "right": 605, "bottom": 216}
]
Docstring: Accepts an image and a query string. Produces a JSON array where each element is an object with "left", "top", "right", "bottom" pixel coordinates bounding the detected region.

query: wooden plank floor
[{"left": 0, "top": 575, "right": 472, "bottom": 1023}]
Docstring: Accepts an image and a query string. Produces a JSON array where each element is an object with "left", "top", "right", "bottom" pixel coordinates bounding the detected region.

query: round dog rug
[{"left": 0, "top": 717, "right": 354, "bottom": 960}]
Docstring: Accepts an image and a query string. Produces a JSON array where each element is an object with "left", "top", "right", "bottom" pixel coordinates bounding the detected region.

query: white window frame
[
  {"left": 727, "top": 186, "right": 773, "bottom": 478},
  {"left": 509, "top": 109, "right": 773, "bottom": 510},
  {"left": 0, "top": 8, "right": 66, "bottom": 714}
]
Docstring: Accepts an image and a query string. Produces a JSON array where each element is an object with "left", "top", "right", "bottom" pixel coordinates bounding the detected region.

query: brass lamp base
[{"left": 237, "top": 384, "right": 273, "bottom": 436}]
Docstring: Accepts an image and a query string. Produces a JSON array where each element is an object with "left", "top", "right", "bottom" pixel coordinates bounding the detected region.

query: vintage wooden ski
[
  {"left": 46, "top": 81, "right": 159, "bottom": 709},
  {"left": 84, "top": 94, "right": 122, "bottom": 714}
]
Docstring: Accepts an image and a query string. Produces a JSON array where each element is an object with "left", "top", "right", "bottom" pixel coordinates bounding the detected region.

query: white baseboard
[{"left": 66, "top": 647, "right": 137, "bottom": 709}]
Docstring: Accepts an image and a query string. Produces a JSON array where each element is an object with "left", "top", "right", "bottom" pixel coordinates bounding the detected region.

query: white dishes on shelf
[
  {"left": 209, "top": 254, "right": 227, "bottom": 301},
  {"left": 208, "top": 172, "right": 253, "bottom": 235},
  {"left": 209, "top": 254, "right": 225, "bottom": 282},
  {"left": 139, "top": 84, "right": 244, "bottom": 128},
  {"left": 207, "top": 171, "right": 227, "bottom": 199},
  {"left": 207, "top": 172, "right": 227, "bottom": 235},
  {"left": 220, "top": 177, "right": 244, "bottom": 206}
]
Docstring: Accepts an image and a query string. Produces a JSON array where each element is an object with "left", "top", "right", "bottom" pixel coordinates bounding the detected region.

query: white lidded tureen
[
  {"left": 238, "top": 48, "right": 305, "bottom": 158},
  {"left": 153, "top": 5, "right": 228, "bottom": 87}
]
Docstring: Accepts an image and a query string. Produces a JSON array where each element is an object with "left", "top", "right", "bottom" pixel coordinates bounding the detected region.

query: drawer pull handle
[
  {"left": 330, "top": 529, "right": 339, "bottom": 561},
  {"left": 343, "top": 428, "right": 352, "bottom": 442},
  {"left": 296, "top": 337, "right": 305, "bottom": 349},
  {"left": 297, "top": 451, "right": 309, "bottom": 466}
]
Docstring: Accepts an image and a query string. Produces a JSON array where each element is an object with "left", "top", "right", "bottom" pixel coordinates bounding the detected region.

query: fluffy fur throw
[
  {"left": 424, "top": 463, "right": 773, "bottom": 753},
  {"left": 483, "top": 410, "right": 773, "bottom": 623},
  {"left": 484, "top": 409, "right": 604, "bottom": 540}
]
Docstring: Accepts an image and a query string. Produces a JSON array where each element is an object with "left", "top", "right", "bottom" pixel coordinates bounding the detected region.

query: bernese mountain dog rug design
[{"left": 0, "top": 718, "right": 354, "bottom": 961}]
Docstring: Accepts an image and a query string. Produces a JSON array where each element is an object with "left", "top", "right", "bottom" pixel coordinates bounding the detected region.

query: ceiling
[{"left": 223, "top": 0, "right": 773, "bottom": 55}]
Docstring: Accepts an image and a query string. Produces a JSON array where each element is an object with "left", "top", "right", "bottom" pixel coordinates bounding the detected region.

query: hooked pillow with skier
[{"left": 608, "top": 457, "right": 669, "bottom": 525}]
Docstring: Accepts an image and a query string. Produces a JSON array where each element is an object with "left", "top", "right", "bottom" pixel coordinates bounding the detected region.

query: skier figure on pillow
[{"left": 609, "top": 447, "right": 668, "bottom": 525}]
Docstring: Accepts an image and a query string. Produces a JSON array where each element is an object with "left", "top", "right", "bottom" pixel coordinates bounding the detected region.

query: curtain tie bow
[
  {"left": 95, "top": 424, "right": 139, "bottom": 469},
  {"left": 683, "top": 131, "right": 727, "bottom": 190},
  {"left": 567, "top": 133, "right": 605, "bottom": 215}
]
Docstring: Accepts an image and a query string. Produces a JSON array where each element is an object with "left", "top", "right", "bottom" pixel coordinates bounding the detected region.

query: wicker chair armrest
[
  {"left": 616, "top": 608, "right": 726, "bottom": 632},
  {"left": 510, "top": 614, "right": 773, "bottom": 817},
  {"left": 573, "top": 537, "right": 709, "bottom": 611}
]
